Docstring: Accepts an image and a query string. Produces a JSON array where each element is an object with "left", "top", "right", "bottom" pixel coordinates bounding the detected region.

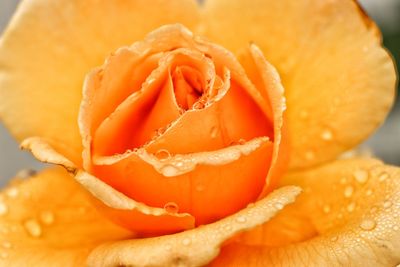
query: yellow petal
[
  {"left": 212, "top": 158, "right": 400, "bottom": 266},
  {"left": 0, "top": 167, "right": 131, "bottom": 266},
  {"left": 0, "top": 0, "right": 200, "bottom": 156},
  {"left": 87, "top": 186, "right": 301, "bottom": 267},
  {"left": 203, "top": 0, "right": 397, "bottom": 169}
]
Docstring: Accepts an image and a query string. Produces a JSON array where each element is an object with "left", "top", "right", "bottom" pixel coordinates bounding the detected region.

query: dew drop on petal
[
  {"left": 330, "top": 236, "right": 338, "bottom": 242},
  {"left": 366, "top": 189, "right": 373, "bottom": 196},
  {"left": 0, "top": 202, "right": 8, "bottom": 216},
  {"left": 274, "top": 203, "right": 284, "bottom": 210},
  {"left": 360, "top": 219, "right": 376, "bottom": 231},
  {"left": 163, "top": 202, "right": 179, "bottom": 214},
  {"left": 165, "top": 244, "right": 172, "bottom": 251},
  {"left": 343, "top": 185, "right": 354, "bottom": 198},
  {"left": 305, "top": 150, "right": 315, "bottom": 160},
  {"left": 393, "top": 225, "right": 399, "bottom": 231},
  {"left": 24, "top": 219, "right": 42, "bottom": 238},
  {"left": 195, "top": 184, "right": 205, "bottom": 192},
  {"left": 0, "top": 252, "right": 8, "bottom": 259},
  {"left": 160, "top": 164, "right": 179, "bottom": 177},
  {"left": 182, "top": 238, "right": 191, "bottom": 246},
  {"left": 320, "top": 129, "right": 333, "bottom": 141},
  {"left": 347, "top": 202, "right": 356, "bottom": 213},
  {"left": 339, "top": 177, "right": 347, "bottom": 185},
  {"left": 353, "top": 169, "right": 368, "bottom": 184},
  {"left": 39, "top": 211, "right": 55, "bottom": 225},
  {"left": 299, "top": 110, "right": 309, "bottom": 119},
  {"left": 210, "top": 127, "right": 219, "bottom": 139},
  {"left": 1, "top": 242, "right": 11, "bottom": 249},
  {"left": 378, "top": 172, "right": 389, "bottom": 182},
  {"left": 236, "top": 216, "right": 246, "bottom": 223},
  {"left": 155, "top": 149, "right": 171, "bottom": 161},
  {"left": 322, "top": 204, "right": 331, "bottom": 214},
  {"left": 6, "top": 187, "right": 19, "bottom": 198},
  {"left": 383, "top": 201, "right": 392, "bottom": 209}
]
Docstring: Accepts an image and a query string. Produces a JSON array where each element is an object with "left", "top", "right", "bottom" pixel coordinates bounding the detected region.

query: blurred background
[{"left": 0, "top": 0, "right": 399, "bottom": 185}]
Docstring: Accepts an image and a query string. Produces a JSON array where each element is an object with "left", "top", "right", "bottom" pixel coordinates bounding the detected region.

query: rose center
[{"left": 172, "top": 66, "right": 205, "bottom": 110}]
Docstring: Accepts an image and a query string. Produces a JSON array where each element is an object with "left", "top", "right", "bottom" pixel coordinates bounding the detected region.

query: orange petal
[
  {"left": 87, "top": 186, "right": 301, "bottom": 267},
  {"left": 0, "top": 167, "right": 131, "bottom": 266},
  {"left": 212, "top": 158, "right": 400, "bottom": 266},
  {"left": 92, "top": 137, "right": 274, "bottom": 225},
  {"left": 21, "top": 137, "right": 195, "bottom": 234},
  {"left": 238, "top": 44, "right": 288, "bottom": 197},
  {"left": 0, "top": 0, "right": 200, "bottom": 159},
  {"left": 203, "top": 0, "right": 397, "bottom": 169}
]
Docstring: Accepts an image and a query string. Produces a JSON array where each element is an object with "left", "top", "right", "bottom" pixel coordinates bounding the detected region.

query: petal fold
[
  {"left": 0, "top": 167, "right": 131, "bottom": 266},
  {"left": 87, "top": 186, "right": 301, "bottom": 267},
  {"left": 21, "top": 137, "right": 195, "bottom": 234},
  {"left": 0, "top": 0, "right": 200, "bottom": 156},
  {"left": 212, "top": 158, "right": 400, "bottom": 266},
  {"left": 203, "top": 0, "right": 397, "bottom": 169}
]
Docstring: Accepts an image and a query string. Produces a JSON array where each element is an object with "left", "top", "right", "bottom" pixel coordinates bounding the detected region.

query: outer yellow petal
[
  {"left": 0, "top": 167, "right": 131, "bottom": 266},
  {"left": 87, "top": 186, "right": 301, "bottom": 267},
  {"left": 0, "top": 0, "right": 200, "bottom": 157},
  {"left": 203, "top": 0, "right": 397, "bottom": 169},
  {"left": 212, "top": 158, "right": 400, "bottom": 266}
]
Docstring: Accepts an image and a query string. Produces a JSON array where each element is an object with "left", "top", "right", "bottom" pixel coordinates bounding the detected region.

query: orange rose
[{"left": 0, "top": 0, "right": 398, "bottom": 266}]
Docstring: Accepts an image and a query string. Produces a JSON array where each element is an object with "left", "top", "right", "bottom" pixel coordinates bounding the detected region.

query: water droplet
[
  {"left": 182, "top": 238, "right": 191, "bottom": 246},
  {"left": 6, "top": 187, "right": 19, "bottom": 198},
  {"left": 322, "top": 205, "right": 331, "bottom": 213},
  {"left": 366, "top": 189, "right": 373, "bottom": 196},
  {"left": 305, "top": 150, "right": 315, "bottom": 160},
  {"left": 195, "top": 184, "right": 205, "bottom": 192},
  {"left": 0, "top": 202, "right": 8, "bottom": 216},
  {"left": 383, "top": 201, "right": 392, "bottom": 209},
  {"left": 378, "top": 172, "right": 389, "bottom": 182},
  {"left": 155, "top": 149, "right": 171, "bottom": 161},
  {"left": 236, "top": 216, "right": 246, "bottom": 223},
  {"left": 299, "top": 110, "right": 309, "bottom": 119},
  {"left": 78, "top": 206, "right": 88, "bottom": 214},
  {"left": 330, "top": 236, "right": 338, "bottom": 242},
  {"left": 360, "top": 219, "right": 376, "bottom": 231},
  {"left": 39, "top": 211, "right": 55, "bottom": 225},
  {"left": 343, "top": 185, "right": 354, "bottom": 198},
  {"left": 165, "top": 244, "right": 172, "bottom": 251},
  {"left": 370, "top": 207, "right": 378, "bottom": 213},
  {"left": 347, "top": 202, "right": 356, "bottom": 212},
  {"left": 353, "top": 169, "right": 368, "bottom": 184},
  {"left": 163, "top": 202, "right": 179, "bottom": 214},
  {"left": 339, "top": 177, "right": 347, "bottom": 185},
  {"left": 393, "top": 225, "right": 399, "bottom": 231},
  {"left": 24, "top": 219, "right": 42, "bottom": 238},
  {"left": 0, "top": 252, "right": 8, "bottom": 259},
  {"left": 160, "top": 164, "right": 179, "bottom": 177},
  {"left": 274, "top": 203, "right": 284, "bottom": 210},
  {"left": 247, "top": 203, "right": 255, "bottom": 208},
  {"left": 1, "top": 242, "right": 11, "bottom": 249},
  {"left": 224, "top": 224, "right": 232, "bottom": 231},
  {"left": 210, "top": 127, "right": 219, "bottom": 138},
  {"left": 320, "top": 129, "right": 333, "bottom": 141}
]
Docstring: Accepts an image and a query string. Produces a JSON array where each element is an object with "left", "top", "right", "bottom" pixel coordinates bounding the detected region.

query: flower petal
[
  {"left": 212, "top": 158, "right": 400, "bottom": 266},
  {"left": 0, "top": 167, "right": 131, "bottom": 266},
  {"left": 0, "top": 0, "right": 200, "bottom": 157},
  {"left": 203, "top": 0, "right": 397, "bottom": 169},
  {"left": 21, "top": 137, "right": 196, "bottom": 234},
  {"left": 87, "top": 186, "right": 301, "bottom": 267}
]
